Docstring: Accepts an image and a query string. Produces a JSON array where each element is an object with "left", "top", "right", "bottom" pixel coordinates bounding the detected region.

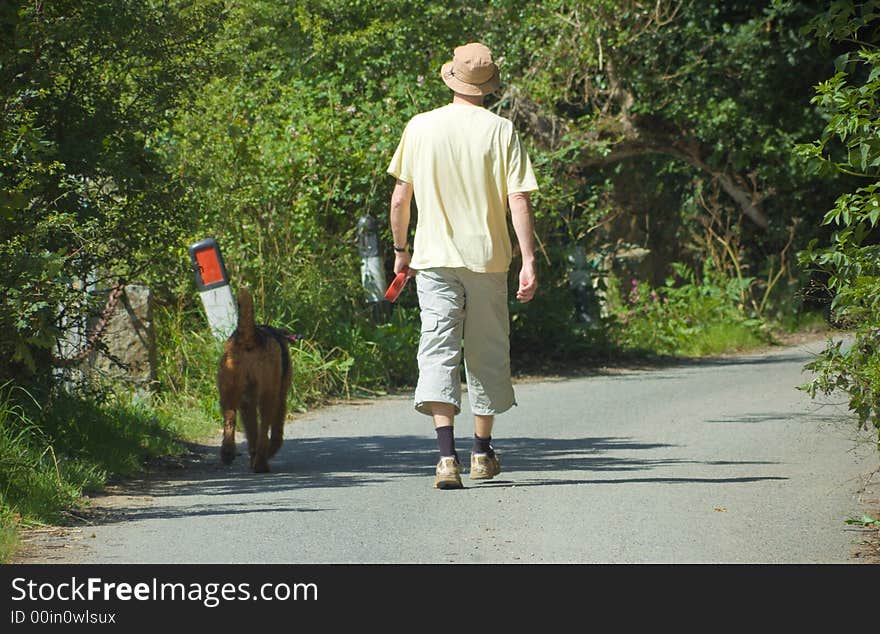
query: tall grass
[
  {"left": 0, "top": 383, "right": 85, "bottom": 527},
  {"left": 0, "top": 380, "right": 188, "bottom": 562},
  {"left": 0, "top": 381, "right": 89, "bottom": 560},
  {"left": 0, "top": 505, "right": 19, "bottom": 563},
  {"left": 152, "top": 243, "right": 423, "bottom": 420},
  {"left": 677, "top": 322, "right": 767, "bottom": 356},
  {"left": 150, "top": 300, "right": 390, "bottom": 428}
]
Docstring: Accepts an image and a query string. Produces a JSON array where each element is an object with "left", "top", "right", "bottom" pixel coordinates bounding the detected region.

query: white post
[
  {"left": 357, "top": 214, "right": 388, "bottom": 321},
  {"left": 189, "top": 238, "right": 237, "bottom": 340}
]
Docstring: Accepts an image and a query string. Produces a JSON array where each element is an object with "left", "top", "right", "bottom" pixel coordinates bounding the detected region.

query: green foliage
[
  {"left": 0, "top": 0, "right": 224, "bottom": 388},
  {"left": 845, "top": 514, "right": 880, "bottom": 528},
  {"left": 608, "top": 262, "right": 768, "bottom": 356},
  {"left": 498, "top": 1, "right": 833, "bottom": 217},
  {"left": 796, "top": 1, "right": 880, "bottom": 448},
  {"left": 0, "top": 383, "right": 85, "bottom": 526},
  {"left": 508, "top": 252, "right": 617, "bottom": 370},
  {"left": 0, "top": 0, "right": 866, "bottom": 559},
  {"left": 2, "top": 0, "right": 843, "bottom": 397},
  {"left": 472, "top": 2, "right": 841, "bottom": 368},
  {"left": 0, "top": 379, "right": 184, "bottom": 562},
  {"left": 0, "top": 505, "right": 19, "bottom": 563},
  {"left": 342, "top": 305, "right": 421, "bottom": 390}
]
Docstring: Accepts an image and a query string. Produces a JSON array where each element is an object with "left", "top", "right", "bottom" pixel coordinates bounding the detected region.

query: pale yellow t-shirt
[{"left": 387, "top": 103, "right": 538, "bottom": 273}]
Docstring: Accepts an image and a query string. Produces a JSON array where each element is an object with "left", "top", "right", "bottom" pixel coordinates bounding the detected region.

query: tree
[
  {"left": 0, "top": 0, "right": 223, "bottom": 389},
  {"left": 163, "top": 1, "right": 484, "bottom": 339},
  {"left": 491, "top": 1, "right": 830, "bottom": 230},
  {"left": 455, "top": 1, "right": 842, "bottom": 353}
]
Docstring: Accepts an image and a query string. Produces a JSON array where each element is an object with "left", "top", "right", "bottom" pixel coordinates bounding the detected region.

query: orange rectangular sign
[{"left": 195, "top": 247, "right": 225, "bottom": 286}]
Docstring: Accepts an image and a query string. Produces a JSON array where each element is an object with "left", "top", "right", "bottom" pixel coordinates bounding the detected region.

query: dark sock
[
  {"left": 473, "top": 434, "right": 493, "bottom": 456},
  {"left": 436, "top": 425, "right": 456, "bottom": 460}
]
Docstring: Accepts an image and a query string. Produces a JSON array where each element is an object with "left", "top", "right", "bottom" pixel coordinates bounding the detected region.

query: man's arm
[
  {"left": 390, "top": 179, "right": 414, "bottom": 274},
  {"left": 509, "top": 191, "right": 537, "bottom": 302}
]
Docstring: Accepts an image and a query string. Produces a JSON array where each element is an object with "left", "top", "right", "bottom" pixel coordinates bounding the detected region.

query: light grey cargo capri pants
[{"left": 413, "top": 267, "right": 516, "bottom": 417}]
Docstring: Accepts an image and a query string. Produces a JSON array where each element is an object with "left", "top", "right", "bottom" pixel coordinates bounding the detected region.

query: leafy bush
[
  {"left": 0, "top": 0, "right": 223, "bottom": 390},
  {"left": 796, "top": 2, "right": 880, "bottom": 448},
  {"left": 608, "top": 261, "right": 768, "bottom": 356}
]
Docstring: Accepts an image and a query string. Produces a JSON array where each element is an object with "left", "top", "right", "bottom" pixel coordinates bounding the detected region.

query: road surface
[{"left": 14, "top": 339, "right": 880, "bottom": 564}]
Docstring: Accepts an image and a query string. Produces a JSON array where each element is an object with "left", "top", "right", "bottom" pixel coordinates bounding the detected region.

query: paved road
[{"left": 17, "top": 340, "right": 879, "bottom": 563}]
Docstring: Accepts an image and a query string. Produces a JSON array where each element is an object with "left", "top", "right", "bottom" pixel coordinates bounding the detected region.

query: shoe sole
[
  {"left": 434, "top": 479, "right": 463, "bottom": 489},
  {"left": 469, "top": 471, "right": 499, "bottom": 481}
]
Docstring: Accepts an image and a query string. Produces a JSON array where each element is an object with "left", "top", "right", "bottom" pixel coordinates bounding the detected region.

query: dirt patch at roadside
[{"left": 849, "top": 469, "right": 880, "bottom": 564}]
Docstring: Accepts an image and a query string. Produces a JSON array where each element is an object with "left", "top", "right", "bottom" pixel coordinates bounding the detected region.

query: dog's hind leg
[
  {"left": 270, "top": 358, "right": 293, "bottom": 459},
  {"left": 240, "top": 396, "right": 259, "bottom": 469},
  {"left": 220, "top": 406, "right": 238, "bottom": 465},
  {"left": 268, "top": 395, "right": 286, "bottom": 458},
  {"left": 219, "top": 381, "right": 241, "bottom": 465},
  {"left": 251, "top": 390, "right": 278, "bottom": 473}
]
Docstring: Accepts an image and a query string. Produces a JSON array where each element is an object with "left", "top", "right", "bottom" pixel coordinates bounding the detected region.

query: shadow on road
[
  {"left": 480, "top": 475, "right": 788, "bottom": 489},
  {"left": 520, "top": 346, "right": 821, "bottom": 381},
  {"left": 704, "top": 412, "right": 847, "bottom": 425},
  {"left": 84, "top": 434, "right": 785, "bottom": 524},
  {"left": 596, "top": 352, "right": 819, "bottom": 384},
  {"left": 664, "top": 351, "right": 816, "bottom": 368}
]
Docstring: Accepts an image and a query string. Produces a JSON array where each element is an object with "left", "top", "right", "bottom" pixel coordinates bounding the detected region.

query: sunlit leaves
[
  {"left": 796, "top": 0, "right": 880, "bottom": 446},
  {"left": 0, "top": 0, "right": 225, "bottom": 387}
]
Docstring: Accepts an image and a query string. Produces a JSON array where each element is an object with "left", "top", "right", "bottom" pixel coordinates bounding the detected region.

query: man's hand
[
  {"left": 394, "top": 251, "right": 412, "bottom": 275},
  {"left": 517, "top": 260, "right": 537, "bottom": 302}
]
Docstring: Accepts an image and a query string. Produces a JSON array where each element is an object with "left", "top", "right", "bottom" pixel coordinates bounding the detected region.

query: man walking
[{"left": 387, "top": 42, "right": 539, "bottom": 489}]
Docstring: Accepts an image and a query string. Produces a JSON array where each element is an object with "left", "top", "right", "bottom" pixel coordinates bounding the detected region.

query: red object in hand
[{"left": 384, "top": 265, "right": 410, "bottom": 302}]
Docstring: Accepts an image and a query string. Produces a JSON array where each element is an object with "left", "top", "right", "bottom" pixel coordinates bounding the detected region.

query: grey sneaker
[
  {"left": 434, "top": 456, "right": 463, "bottom": 489},
  {"left": 470, "top": 451, "right": 501, "bottom": 480}
]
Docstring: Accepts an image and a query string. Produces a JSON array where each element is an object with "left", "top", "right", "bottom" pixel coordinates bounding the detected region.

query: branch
[
  {"left": 506, "top": 87, "right": 770, "bottom": 230},
  {"left": 678, "top": 146, "right": 769, "bottom": 230},
  {"left": 577, "top": 137, "right": 770, "bottom": 229},
  {"left": 50, "top": 280, "right": 126, "bottom": 367}
]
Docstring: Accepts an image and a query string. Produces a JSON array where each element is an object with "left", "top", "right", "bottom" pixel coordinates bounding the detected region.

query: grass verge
[{"left": 0, "top": 380, "right": 208, "bottom": 563}]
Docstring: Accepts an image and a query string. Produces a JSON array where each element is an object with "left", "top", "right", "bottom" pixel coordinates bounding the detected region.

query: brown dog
[{"left": 217, "top": 287, "right": 293, "bottom": 472}]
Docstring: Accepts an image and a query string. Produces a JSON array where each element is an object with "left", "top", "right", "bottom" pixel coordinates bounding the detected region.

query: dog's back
[{"left": 226, "top": 288, "right": 291, "bottom": 383}]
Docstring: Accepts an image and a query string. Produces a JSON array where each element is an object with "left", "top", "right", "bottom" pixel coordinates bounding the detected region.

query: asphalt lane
[{"left": 18, "top": 340, "right": 879, "bottom": 563}]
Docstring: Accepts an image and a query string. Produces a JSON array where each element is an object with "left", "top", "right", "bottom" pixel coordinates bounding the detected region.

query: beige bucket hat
[{"left": 440, "top": 42, "right": 501, "bottom": 96}]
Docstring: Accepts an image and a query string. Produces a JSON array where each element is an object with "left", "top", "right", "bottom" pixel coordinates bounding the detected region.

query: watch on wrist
[{"left": 393, "top": 244, "right": 408, "bottom": 253}]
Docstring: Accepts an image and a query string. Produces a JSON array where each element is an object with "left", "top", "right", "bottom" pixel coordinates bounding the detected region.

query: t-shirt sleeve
[
  {"left": 506, "top": 130, "right": 539, "bottom": 194},
  {"left": 387, "top": 122, "right": 413, "bottom": 183}
]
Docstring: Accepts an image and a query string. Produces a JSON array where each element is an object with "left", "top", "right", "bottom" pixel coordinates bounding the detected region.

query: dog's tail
[{"left": 236, "top": 286, "right": 257, "bottom": 346}]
